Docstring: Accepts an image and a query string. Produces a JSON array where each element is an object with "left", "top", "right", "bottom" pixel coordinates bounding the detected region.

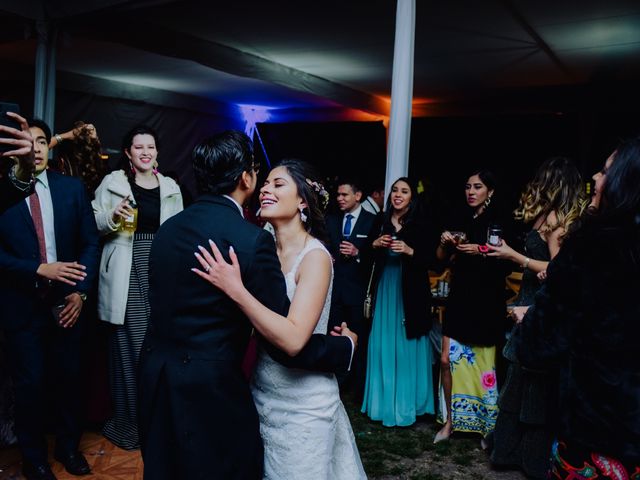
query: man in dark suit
[
  {"left": 0, "top": 119, "right": 99, "bottom": 480},
  {"left": 326, "top": 180, "right": 379, "bottom": 399},
  {"left": 139, "top": 131, "right": 356, "bottom": 480},
  {"left": 0, "top": 111, "right": 35, "bottom": 214}
]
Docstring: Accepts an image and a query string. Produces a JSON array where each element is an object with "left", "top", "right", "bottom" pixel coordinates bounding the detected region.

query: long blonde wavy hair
[{"left": 514, "top": 156, "right": 588, "bottom": 238}]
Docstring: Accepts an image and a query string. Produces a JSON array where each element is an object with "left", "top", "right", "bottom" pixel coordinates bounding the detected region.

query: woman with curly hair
[
  {"left": 193, "top": 159, "right": 366, "bottom": 479},
  {"left": 52, "top": 122, "right": 106, "bottom": 196},
  {"left": 488, "top": 156, "right": 587, "bottom": 478}
]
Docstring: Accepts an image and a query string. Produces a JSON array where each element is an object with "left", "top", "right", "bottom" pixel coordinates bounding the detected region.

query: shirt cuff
[{"left": 346, "top": 336, "right": 355, "bottom": 371}]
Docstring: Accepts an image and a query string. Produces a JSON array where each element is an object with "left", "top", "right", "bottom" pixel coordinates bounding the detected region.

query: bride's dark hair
[{"left": 274, "top": 158, "right": 329, "bottom": 245}]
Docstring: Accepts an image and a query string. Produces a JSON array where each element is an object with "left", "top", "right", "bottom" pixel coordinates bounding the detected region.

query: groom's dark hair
[{"left": 192, "top": 130, "right": 255, "bottom": 195}]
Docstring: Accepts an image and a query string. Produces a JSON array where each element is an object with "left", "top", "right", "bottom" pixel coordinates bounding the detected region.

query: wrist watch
[{"left": 76, "top": 292, "right": 88, "bottom": 302}]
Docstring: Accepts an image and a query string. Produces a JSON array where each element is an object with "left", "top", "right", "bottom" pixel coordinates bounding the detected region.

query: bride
[{"left": 192, "top": 159, "right": 366, "bottom": 479}]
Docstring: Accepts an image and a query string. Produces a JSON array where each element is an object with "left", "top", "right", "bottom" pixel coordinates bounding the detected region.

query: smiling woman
[{"left": 91, "top": 125, "right": 183, "bottom": 450}]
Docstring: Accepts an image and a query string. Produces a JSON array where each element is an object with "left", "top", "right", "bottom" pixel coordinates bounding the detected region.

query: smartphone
[{"left": 0, "top": 103, "right": 21, "bottom": 154}]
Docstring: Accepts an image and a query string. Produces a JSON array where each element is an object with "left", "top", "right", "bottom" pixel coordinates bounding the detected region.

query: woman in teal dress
[{"left": 362, "top": 177, "right": 436, "bottom": 427}]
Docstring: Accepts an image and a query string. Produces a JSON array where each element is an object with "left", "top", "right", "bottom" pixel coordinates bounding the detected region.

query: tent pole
[
  {"left": 384, "top": 0, "right": 416, "bottom": 201},
  {"left": 44, "top": 26, "right": 58, "bottom": 134},
  {"left": 33, "top": 20, "right": 49, "bottom": 120}
]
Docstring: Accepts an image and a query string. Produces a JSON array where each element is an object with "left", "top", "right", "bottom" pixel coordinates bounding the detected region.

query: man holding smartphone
[
  {"left": 0, "top": 110, "right": 36, "bottom": 213},
  {"left": 0, "top": 118, "right": 99, "bottom": 480}
]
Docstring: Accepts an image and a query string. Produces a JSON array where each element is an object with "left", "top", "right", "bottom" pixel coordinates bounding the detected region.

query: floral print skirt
[{"left": 439, "top": 339, "right": 498, "bottom": 437}]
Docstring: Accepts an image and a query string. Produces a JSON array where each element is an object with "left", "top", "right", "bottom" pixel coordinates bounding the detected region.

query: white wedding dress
[{"left": 251, "top": 239, "right": 367, "bottom": 479}]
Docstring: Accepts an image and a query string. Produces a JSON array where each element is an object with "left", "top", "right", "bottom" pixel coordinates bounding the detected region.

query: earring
[
  {"left": 130, "top": 163, "right": 136, "bottom": 175},
  {"left": 299, "top": 208, "right": 307, "bottom": 223},
  {"left": 484, "top": 196, "right": 492, "bottom": 208},
  {"left": 153, "top": 166, "right": 158, "bottom": 175}
]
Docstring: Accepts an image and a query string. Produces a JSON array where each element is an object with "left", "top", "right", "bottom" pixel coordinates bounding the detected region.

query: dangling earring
[
  {"left": 484, "top": 195, "right": 492, "bottom": 209},
  {"left": 299, "top": 207, "right": 307, "bottom": 223},
  {"left": 152, "top": 161, "right": 158, "bottom": 175},
  {"left": 130, "top": 163, "right": 136, "bottom": 175}
]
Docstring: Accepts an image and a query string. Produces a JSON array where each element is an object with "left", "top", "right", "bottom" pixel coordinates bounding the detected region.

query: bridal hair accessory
[
  {"left": 305, "top": 178, "right": 330, "bottom": 210},
  {"left": 299, "top": 207, "right": 308, "bottom": 223}
]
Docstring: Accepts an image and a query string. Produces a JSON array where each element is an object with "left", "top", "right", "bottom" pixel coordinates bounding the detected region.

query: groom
[{"left": 138, "top": 131, "right": 356, "bottom": 479}]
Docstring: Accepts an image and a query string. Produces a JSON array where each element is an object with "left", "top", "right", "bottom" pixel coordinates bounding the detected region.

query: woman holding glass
[
  {"left": 361, "top": 177, "right": 435, "bottom": 427},
  {"left": 514, "top": 138, "right": 640, "bottom": 477},
  {"left": 488, "top": 157, "right": 587, "bottom": 478},
  {"left": 435, "top": 169, "right": 508, "bottom": 444},
  {"left": 92, "top": 125, "right": 183, "bottom": 449}
]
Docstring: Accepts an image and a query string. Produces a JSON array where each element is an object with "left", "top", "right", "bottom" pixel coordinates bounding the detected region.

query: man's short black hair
[
  {"left": 337, "top": 178, "right": 362, "bottom": 194},
  {"left": 192, "top": 130, "right": 254, "bottom": 195},
  {"left": 28, "top": 118, "right": 51, "bottom": 144}
]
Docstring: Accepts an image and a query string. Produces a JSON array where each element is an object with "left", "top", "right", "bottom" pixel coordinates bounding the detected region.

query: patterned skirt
[
  {"left": 102, "top": 233, "right": 153, "bottom": 450},
  {"left": 550, "top": 439, "right": 640, "bottom": 479},
  {"left": 439, "top": 338, "right": 499, "bottom": 437}
]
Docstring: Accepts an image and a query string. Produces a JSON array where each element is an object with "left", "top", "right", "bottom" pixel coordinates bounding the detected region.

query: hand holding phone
[{"left": 0, "top": 104, "right": 34, "bottom": 179}]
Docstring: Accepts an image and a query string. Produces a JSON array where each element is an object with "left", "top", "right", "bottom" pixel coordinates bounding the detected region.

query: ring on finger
[{"left": 205, "top": 265, "right": 211, "bottom": 273}]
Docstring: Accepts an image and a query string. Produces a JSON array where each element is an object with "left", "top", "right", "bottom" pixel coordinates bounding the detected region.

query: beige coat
[{"left": 92, "top": 170, "right": 183, "bottom": 325}]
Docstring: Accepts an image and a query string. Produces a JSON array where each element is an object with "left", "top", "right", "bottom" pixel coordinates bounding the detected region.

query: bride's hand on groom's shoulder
[
  {"left": 192, "top": 239, "right": 245, "bottom": 301},
  {"left": 331, "top": 322, "right": 358, "bottom": 350}
]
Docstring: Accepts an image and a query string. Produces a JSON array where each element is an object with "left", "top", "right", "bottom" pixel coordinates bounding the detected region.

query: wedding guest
[
  {"left": 361, "top": 177, "right": 436, "bottom": 427},
  {"left": 435, "top": 169, "right": 508, "bottom": 444},
  {"left": 326, "top": 178, "right": 379, "bottom": 400},
  {"left": 0, "top": 118, "right": 99, "bottom": 479},
  {"left": 515, "top": 136, "right": 640, "bottom": 477},
  {"left": 361, "top": 183, "right": 384, "bottom": 216},
  {"left": 488, "top": 157, "right": 587, "bottom": 478},
  {"left": 92, "top": 125, "right": 182, "bottom": 450},
  {"left": 51, "top": 121, "right": 105, "bottom": 197}
]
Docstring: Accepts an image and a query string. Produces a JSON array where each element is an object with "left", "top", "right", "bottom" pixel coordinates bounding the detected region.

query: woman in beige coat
[{"left": 92, "top": 125, "right": 182, "bottom": 449}]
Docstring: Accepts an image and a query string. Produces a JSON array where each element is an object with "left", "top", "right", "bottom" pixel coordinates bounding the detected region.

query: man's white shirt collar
[{"left": 223, "top": 195, "right": 245, "bottom": 218}]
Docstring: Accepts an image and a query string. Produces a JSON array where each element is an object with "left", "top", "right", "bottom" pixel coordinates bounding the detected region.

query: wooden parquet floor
[{"left": 0, "top": 432, "right": 142, "bottom": 479}]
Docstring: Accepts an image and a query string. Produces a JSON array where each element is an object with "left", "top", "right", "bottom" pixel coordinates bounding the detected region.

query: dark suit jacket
[
  {"left": 371, "top": 217, "right": 435, "bottom": 339},
  {"left": 0, "top": 174, "right": 33, "bottom": 215},
  {"left": 139, "top": 195, "right": 352, "bottom": 479},
  {"left": 0, "top": 170, "right": 99, "bottom": 331},
  {"left": 326, "top": 208, "right": 379, "bottom": 306}
]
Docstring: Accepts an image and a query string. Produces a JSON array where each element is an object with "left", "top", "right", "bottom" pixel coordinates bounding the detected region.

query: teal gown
[{"left": 361, "top": 250, "right": 435, "bottom": 427}]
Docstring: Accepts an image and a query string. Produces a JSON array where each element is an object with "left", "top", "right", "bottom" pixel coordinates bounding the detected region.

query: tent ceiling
[{"left": 1, "top": 0, "right": 640, "bottom": 118}]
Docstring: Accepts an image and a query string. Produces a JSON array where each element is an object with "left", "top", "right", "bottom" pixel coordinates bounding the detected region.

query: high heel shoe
[{"left": 433, "top": 427, "right": 451, "bottom": 444}]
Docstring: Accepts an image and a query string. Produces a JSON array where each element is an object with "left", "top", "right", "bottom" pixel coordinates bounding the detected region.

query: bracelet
[
  {"left": 522, "top": 257, "right": 531, "bottom": 269},
  {"left": 54, "top": 134, "right": 63, "bottom": 145}
]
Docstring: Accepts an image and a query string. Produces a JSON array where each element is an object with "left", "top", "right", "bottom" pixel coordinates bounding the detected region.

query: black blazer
[
  {"left": 326, "top": 208, "right": 379, "bottom": 306},
  {"left": 139, "top": 195, "right": 353, "bottom": 478},
  {"left": 0, "top": 170, "right": 99, "bottom": 331},
  {"left": 515, "top": 217, "right": 640, "bottom": 463},
  {"left": 371, "top": 218, "right": 435, "bottom": 339}
]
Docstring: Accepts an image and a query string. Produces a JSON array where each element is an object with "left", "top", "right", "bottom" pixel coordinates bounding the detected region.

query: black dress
[{"left": 491, "top": 229, "right": 555, "bottom": 479}]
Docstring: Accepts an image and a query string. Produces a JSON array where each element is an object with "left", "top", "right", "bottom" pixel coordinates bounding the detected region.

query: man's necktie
[
  {"left": 343, "top": 214, "right": 353, "bottom": 237},
  {"left": 29, "top": 191, "right": 48, "bottom": 263}
]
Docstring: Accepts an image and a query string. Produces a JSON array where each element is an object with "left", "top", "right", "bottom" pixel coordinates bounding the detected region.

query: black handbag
[{"left": 363, "top": 262, "right": 376, "bottom": 319}]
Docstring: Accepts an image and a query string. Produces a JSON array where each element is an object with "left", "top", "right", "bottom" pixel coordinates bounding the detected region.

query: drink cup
[{"left": 487, "top": 226, "right": 503, "bottom": 246}]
